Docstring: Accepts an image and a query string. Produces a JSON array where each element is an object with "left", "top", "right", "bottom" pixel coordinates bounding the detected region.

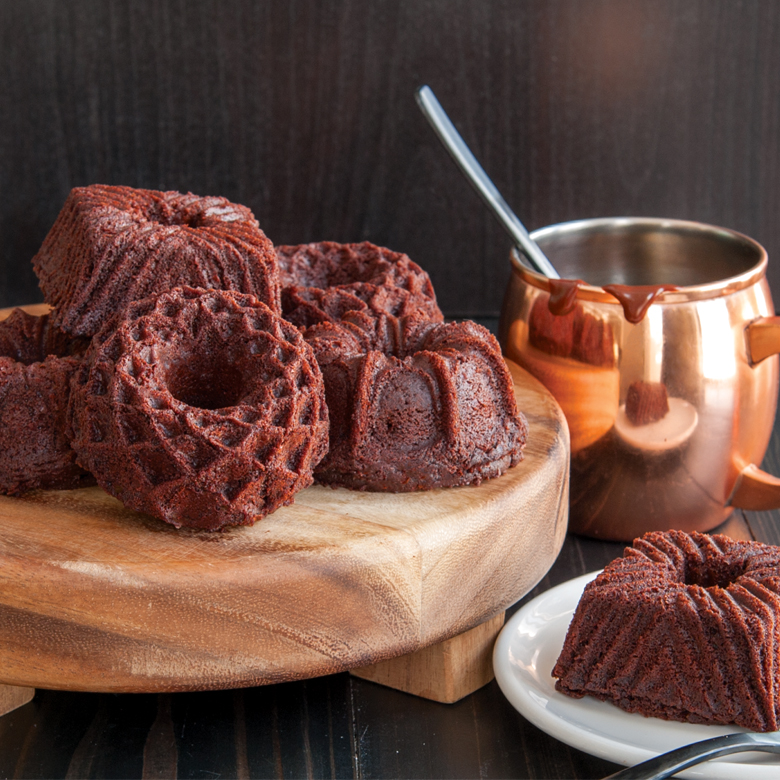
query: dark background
[{"left": 2, "top": 0, "right": 779, "bottom": 317}]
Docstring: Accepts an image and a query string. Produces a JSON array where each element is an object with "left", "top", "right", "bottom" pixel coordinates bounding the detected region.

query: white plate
[{"left": 493, "top": 572, "right": 780, "bottom": 780}]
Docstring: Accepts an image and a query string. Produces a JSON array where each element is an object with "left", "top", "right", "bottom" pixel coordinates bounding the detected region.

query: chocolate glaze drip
[
  {"left": 547, "top": 279, "right": 678, "bottom": 324},
  {"left": 547, "top": 278, "right": 585, "bottom": 316},
  {"left": 602, "top": 284, "right": 680, "bottom": 324}
]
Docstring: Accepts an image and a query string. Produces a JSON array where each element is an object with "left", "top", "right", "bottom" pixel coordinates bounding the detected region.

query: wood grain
[{"left": 0, "top": 361, "right": 568, "bottom": 694}]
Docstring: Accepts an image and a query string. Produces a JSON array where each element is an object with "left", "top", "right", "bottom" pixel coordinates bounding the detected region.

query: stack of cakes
[{"left": 0, "top": 184, "right": 527, "bottom": 529}]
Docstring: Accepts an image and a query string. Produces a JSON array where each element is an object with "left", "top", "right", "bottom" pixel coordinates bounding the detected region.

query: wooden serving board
[{"left": 0, "top": 351, "right": 569, "bottom": 693}]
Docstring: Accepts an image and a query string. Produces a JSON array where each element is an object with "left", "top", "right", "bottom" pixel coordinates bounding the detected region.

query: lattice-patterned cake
[{"left": 68, "top": 286, "right": 329, "bottom": 530}]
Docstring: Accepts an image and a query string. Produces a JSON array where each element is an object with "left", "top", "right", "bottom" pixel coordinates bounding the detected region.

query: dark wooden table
[{"left": 2, "top": 395, "right": 780, "bottom": 780}]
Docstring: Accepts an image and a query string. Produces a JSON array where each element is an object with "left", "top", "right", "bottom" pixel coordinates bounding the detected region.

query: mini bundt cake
[
  {"left": 276, "top": 241, "right": 443, "bottom": 329},
  {"left": 0, "top": 308, "right": 92, "bottom": 494},
  {"left": 33, "top": 185, "right": 282, "bottom": 337},
  {"left": 302, "top": 310, "right": 527, "bottom": 491},
  {"left": 553, "top": 530, "right": 780, "bottom": 731},
  {"left": 68, "top": 287, "right": 329, "bottom": 530}
]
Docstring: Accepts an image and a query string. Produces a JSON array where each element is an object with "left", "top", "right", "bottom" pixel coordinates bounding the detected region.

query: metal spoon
[
  {"left": 602, "top": 731, "right": 780, "bottom": 779},
  {"left": 415, "top": 84, "right": 560, "bottom": 279}
]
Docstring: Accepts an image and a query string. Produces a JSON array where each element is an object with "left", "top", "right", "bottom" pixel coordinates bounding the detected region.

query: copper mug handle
[{"left": 730, "top": 316, "right": 780, "bottom": 510}]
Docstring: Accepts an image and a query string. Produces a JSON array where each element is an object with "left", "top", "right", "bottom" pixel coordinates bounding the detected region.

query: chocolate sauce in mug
[{"left": 510, "top": 216, "right": 774, "bottom": 541}]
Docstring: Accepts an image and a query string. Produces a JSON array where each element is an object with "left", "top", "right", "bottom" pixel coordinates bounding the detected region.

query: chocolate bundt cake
[
  {"left": 276, "top": 241, "right": 443, "bottom": 329},
  {"left": 302, "top": 311, "right": 527, "bottom": 491},
  {"left": 553, "top": 531, "right": 780, "bottom": 731},
  {"left": 0, "top": 308, "right": 92, "bottom": 494},
  {"left": 68, "top": 287, "right": 329, "bottom": 530},
  {"left": 33, "top": 185, "right": 281, "bottom": 337},
  {"left": 276, "top": 241, "right": 524, "bottom": 491}
]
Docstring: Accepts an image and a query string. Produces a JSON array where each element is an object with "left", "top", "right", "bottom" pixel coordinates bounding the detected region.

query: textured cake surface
[
  {"left": 0, "top": 309, "right": 92, "bottom": 494},
  {"left": 303, "top": 311, "right": 528, "bottom": 492},
  {"left": 33, "top": 185, "right": 281, "bottom": 337},
  {"left": 277, "top": 241, "right": 525, "bottom": 492},
  {"left": 68, "top": 287, "right": 329, "bottom": 530},
  {"left": 276, "top": 241, "right": 443, "bottom": 328},
  {"left": 553, "top": 530, "right": 780, "bottom": 731}
]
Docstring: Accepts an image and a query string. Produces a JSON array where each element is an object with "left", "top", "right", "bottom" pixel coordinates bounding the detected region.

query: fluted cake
[
  {"left": 277, "top": 240, "right": 443, "bottom": 328},
  {"left": 0, "top": 308, "right": 92, "bottom": 494},
  {"left": 303, "top": 310, "right": 528, "bottom": 492},
  {"left": 33, "top": 185, "right": 281, "bottom": 337},
  {"left": 553, "top": 530, "right": 780, "bottom": 731}
]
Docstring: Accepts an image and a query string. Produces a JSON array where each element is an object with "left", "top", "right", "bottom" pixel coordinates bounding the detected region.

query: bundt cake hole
[
  {"left": 147, "top": 202, "right": 206, "bottom": 229},
  {"left": 682, "top": 557, "right": 749, "bottom": 589},
  {"left": 166, "top": 354, "right": 246, "bottom": 411}
]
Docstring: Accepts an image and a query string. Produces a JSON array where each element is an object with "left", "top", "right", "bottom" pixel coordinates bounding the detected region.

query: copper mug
[{"left": 499, "top": 217, "right": 780, "bottom": 541}]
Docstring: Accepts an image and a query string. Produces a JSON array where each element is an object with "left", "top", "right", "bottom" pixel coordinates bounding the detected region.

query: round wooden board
[{"left": 0, "top": 314, "right": 569, "bottom": 692}]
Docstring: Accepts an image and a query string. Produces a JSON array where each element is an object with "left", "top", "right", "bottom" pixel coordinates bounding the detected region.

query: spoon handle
[
  {"left": 415, "top": 85, "right": 559, "bottom": 279},
  {"left": 602, "top": 732, "right": 780, "bottom": 779}
]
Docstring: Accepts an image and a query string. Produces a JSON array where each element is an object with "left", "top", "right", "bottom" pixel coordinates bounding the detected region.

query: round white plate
[{"left": 493, "top": 572, "right": 780, "bottom": 780}]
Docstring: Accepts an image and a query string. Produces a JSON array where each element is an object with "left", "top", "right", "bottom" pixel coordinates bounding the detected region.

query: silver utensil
[
  {"left": 603, "top": 731, "right": 780, "bottom": 779},
  {"left": 414, "top": 84, "right": 560, "bottom": 279}
]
